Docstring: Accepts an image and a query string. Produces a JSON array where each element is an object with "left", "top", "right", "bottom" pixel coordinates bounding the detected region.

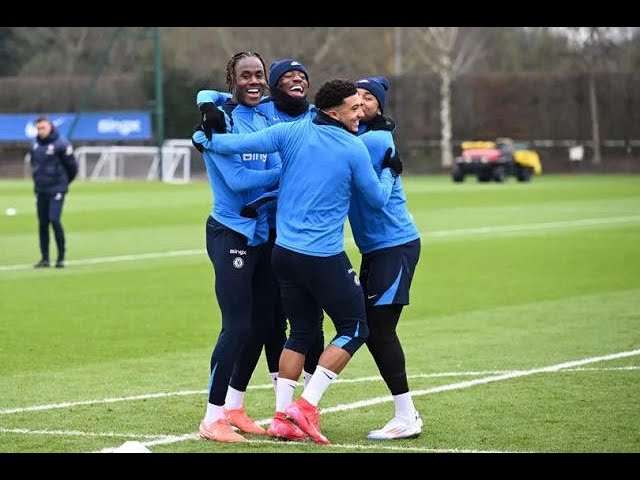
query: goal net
[
  {"left": 24, "top": 139, "right": 205, "bottom": 183},
  {"left": 73, "top": 142, "right": 193, "bottom": 183}
]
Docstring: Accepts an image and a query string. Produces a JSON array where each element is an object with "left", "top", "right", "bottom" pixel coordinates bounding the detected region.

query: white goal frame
[{"left": 25, "top": 141, "right": 193, "bottom": 183}]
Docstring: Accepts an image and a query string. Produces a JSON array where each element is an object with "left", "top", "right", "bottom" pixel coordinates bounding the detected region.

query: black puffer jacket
[{"left": 30, "top": 127, "right": 78, "bottom": 194}]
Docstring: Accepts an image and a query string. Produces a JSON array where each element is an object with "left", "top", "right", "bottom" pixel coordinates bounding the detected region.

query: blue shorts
[{"left": 359, "top": 238, "right": 421, "bottom": 307}]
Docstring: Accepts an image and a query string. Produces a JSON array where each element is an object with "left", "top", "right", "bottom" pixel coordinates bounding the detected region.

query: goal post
[
  {"left": 24, "top": 139, "right": 200, "bottom": 183},
  {"left": 71, "top": 142, "right": 192, "bottom": 183}
]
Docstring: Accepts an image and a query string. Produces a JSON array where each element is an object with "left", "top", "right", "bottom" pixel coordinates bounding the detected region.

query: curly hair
[
  {"left": 314, "top": 79, "right": 357, "bottom": 111},
  {"left": 225, "top": 51, "right": 268, "bottom": 93}
]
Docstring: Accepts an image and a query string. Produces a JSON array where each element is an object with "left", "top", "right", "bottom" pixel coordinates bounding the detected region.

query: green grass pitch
[{"left": 0, "top": 174, "right": 638, "bottom": 453}]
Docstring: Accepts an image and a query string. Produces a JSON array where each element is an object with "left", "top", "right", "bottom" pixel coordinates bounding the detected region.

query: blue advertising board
[{"left": 0, "top": 111, "right": 152, "bottom": 142}]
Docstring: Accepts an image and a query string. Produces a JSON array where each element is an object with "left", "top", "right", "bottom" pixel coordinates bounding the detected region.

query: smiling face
[
  {"left": 232, "top": 56, "right": 267, "bottom": 107},
  {"left": 277, "top": 70, "right": 309, "bottom": 99},
  {"left": 326, "top": 93, "right": 364, "bottom": 133},
  {"left": 357, "top": 88, "right": 381, "bottom": 122}
]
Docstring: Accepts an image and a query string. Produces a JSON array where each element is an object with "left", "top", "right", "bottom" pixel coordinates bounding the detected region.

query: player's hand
[
  {"left": 192, "top": 124, "right": 207, "bottom": 153},
  {"left": 239, "top": 191, "right": 279, "bottom": 219},
  {"left": 240, "top": 204, "right": 259, "bottom": 218},
  {"left": 381, "top": 147, "right": 403, "bottom": 176},
  {"left": 199, "top": 102, "right": 226, "bottom": 139}
]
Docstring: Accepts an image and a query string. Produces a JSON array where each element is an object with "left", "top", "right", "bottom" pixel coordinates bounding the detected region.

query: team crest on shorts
[
  {"left": 347, "top": 267, "right": 360, "bottom": 286},
  {"left": 233, "top": 257, "right": 244, "bottom": 269}
]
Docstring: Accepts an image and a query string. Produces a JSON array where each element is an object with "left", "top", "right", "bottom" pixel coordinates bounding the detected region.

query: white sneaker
[{"left": 366, "top": 411, "right": 423, "bottom": 440}]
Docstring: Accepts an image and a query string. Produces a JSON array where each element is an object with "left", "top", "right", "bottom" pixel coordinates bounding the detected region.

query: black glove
[
  {"left": 239, "top": 192, "right": 278, "bottom": 218},
  {"left": 192, "top": 124, "right": 205, "bottom": 153},
  {"left": 240, "top": 204, "right": 258, "bottom": 218},
  {"left": 381, "top": 147, "right": 403, "bottom": 176},
  {"left": 199, "top": 102, "right": 226, "bottom": 139}
]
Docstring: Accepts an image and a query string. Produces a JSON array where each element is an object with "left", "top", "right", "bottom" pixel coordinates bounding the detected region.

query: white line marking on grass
[
  {"left": 317, "top": 349, "right": 640, "bottom": 416},
  {"left": 248, "top": 438, "right": 524, "bottom": 453},
  {"left": 0, "top": 427, "right": 164, "bottom": 440},
  {"left": 246, "top": 438, "right": 523, "bottom": 453},
  {"left": 424, "top": 215, "right": 640, "bottom": 239},
  {"left": 345, "top": 215, "right": 640, "bottom": 246},
  {"left": 0, "top": 249, "right": 205, "bottom": 272},
  {"left": 563, "top": 366, "right": 640, "bottom": 372},
  {"left": 3, "top": 365, "right": 638, "bottom": 416},
  {"left": 0, "top": 372, "right": 498, "bottom": 415},
  {"left": 93, "top": 348, "right": 639, "bottom": 452},
  {"left": 96, "top": 435, "right": 519, "bottom": 453},
  {"left": 3, "top": 215, "right": 640, "bottom": 272},
  {"left": 96, "top": 433, "right": 200, "bottom": 452},
  {"left": 0, "top": 389, "right": 206, "bottom": 415}
]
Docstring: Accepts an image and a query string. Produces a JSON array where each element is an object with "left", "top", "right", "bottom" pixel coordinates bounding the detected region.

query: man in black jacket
[{"left": 29, "top": 116, "right": 78, "bottom": 268}]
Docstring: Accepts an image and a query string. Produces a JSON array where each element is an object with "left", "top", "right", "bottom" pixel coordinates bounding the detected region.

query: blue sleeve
[
  {"left": 193, "top": 123, "right": 287, "bottom": 155},
  {"left": 351, "top": 145, "right": 394, "bottom": 209},
  {"left": 266, "top": 151, "right": 282, "bottom": 170},
  {"left": 197, "top": 89, "right": 231, "bottom": 107},
  {"left": 213, "top": 153, "right": 280, "bottom": 192}
]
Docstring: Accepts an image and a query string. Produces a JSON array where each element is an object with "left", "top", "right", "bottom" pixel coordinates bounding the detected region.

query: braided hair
[{"left": 225, "top": 51, "right": 268, "bottom": 93}]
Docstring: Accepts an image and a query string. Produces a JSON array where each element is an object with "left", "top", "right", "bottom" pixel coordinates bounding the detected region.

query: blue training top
[
  {"left": 197, "top": 90, "right": 314, "bottom": 230},
  {"left": 193, "top": 113, "right": 395, "bottom": 256},
  {"left": 349, "top": 120, "right": 420, "bottom": 254},
  {"left": 200, "top": 101, "right": 281, "bottom": 246},
  {"left": 255, "top": 99, "right": 315, "bottom": 228}
]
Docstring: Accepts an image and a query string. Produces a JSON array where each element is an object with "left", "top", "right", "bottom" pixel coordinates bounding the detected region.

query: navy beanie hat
[
  {"left": 269, "top": 59, "right": 309, "bottom": 89},
  {"left": 356, "top": 76, "right": 390, "bottom": 113}
]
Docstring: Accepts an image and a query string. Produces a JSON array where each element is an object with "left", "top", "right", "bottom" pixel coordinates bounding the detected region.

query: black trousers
[
  {"left": 205, "top": 217, "right": 275, "bottom": 406},
  {"left": 36, "top": 192, "right": 66, "bottom": 262}
]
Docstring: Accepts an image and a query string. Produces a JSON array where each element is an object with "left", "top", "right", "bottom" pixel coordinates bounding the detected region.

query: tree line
[
  {"left": 2, "top": 28, "right": 638, "bottom": 78},
  {"left": 1, "top": 27, "right": 639, "bottom": 168}
]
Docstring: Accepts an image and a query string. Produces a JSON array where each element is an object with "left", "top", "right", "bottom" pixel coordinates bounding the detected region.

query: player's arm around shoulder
[
  {"left": 192, "top": 107, "right": 233, "bottom": 153},
  {"left": 348, "top": 137, "right": 377, "bottom": 178},
  {"left": 350, "top": 137, "right": 395, "bottom": 208},
  {"left": 196, "top": 89, "right": 231, "bottom": 107},
  {"left": 361, "top": 130, "right": 395, "bottom": 170},
  {"left": 217, "top": 153, "right": 281, "bottom": 193},
  {"left": 214, "top": 122, "right": 290, "bottom": 157}
]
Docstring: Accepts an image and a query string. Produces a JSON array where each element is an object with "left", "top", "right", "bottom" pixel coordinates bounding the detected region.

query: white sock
[
  {"left": 270, "top": 372, "right": 278, "bottom": 392},
  {"left": 224, "top": 386, "right": 245, "bottom": 410},
  {"left": 276, "top": 377, "right": 298, "bottom": 413},
  {"left": 301, "top": 366, "right": 338, "bottom": 407},
  {"left": 303, "top": 370, "right": 314, "bottom": 388},
  {"left": 393, "top": 392, "right": 416, "bottom": 420},
  {"left": 204, "top": 403, "right": 225, "bottom": 423}
]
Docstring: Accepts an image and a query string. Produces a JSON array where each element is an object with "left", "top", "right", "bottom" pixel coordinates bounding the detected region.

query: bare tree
[
  {"left": 10, "top": 27, "right": 91, "bottom": 75},
  {"left": 162, "top": 27, "right": 393, "bottom": 87},
  {"left": 551, "top": 27, "right": 636, "bottom": 164},
  {"left": 406, "top": 27, "right": 485, "bottom": 167},
  {"left": 8, "top": 27, "right": 151, "bottom": 76},
  {"left": 110, "top": 28, "right": 153, "bottom": 73}
]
